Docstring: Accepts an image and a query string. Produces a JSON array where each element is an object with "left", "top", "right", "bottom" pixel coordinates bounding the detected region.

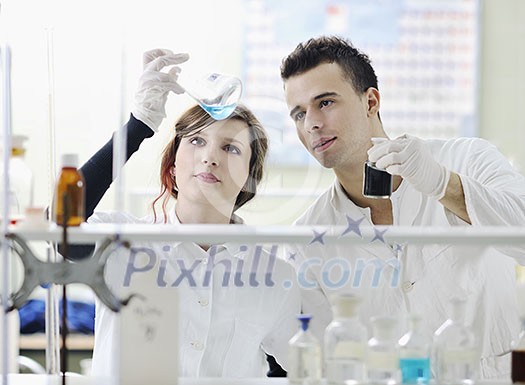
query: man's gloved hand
[
  {"left": 132, "top": 49, "right": 189, "bottom": 132},
  {"left": 367, "top": 134, "right": 451, "bottom": 200}
]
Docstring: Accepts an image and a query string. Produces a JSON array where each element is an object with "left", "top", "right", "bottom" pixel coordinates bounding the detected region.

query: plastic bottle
[
  {"left": 432, "top": 298, "right": 479, "bottom": 385},
  {"left": 324, "top": 294, "right": 367, "bottom": 385},
  {"left": 288, "top": 314, "right": 322, "bottom": 385},
  {"left": 367, "top": 316, "right": 400, "bottom": 385},
  {"left": 398, "top": 314, "right": 431, "bottom": 384},
  {"left": 53, "top": 154, "right": 85, "bottom": 226},
  {"left": 0, "top": 135, "right": 34, "bottom": 224}
]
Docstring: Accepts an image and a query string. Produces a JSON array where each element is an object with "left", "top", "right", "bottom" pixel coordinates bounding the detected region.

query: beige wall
[{"left": 479, "top": 0, "right": 525, "bottom": 172}]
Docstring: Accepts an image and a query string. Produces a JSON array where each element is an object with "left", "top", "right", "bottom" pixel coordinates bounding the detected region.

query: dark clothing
[{"left": 70, "top": 114, "right": 153, "bottom": 260}]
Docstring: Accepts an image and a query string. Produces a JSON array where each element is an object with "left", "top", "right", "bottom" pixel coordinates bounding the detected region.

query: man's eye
[
  {"left": 294, "top": 111, "right": 305, "bottom": 122},
  {"left": 225, "top": 144, "right": 241, "bottom": 154},
  {"left": 320, "top": 100, "right": 333, "bottom": 108}
]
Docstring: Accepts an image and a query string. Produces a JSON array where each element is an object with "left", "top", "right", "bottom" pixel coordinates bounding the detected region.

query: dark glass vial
[
  {"left": 363, "top": 161, "right": 392, "bottom": 199},
  {"left": 512, "top": 350, "right": 525, "bottom": 383}
]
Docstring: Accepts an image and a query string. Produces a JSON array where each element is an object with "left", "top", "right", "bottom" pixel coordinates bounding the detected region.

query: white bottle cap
[
  {"left": 371, "top": 137, "right": 388, "bottom": 145},
  {"left": 61, "top": 153, "right": 79, "bottom": 168},
  {"left": 332, "top": 293, "right": 360, "bottom": 318},
  {"left": 11, "top": 134, "right": 28, "bottom": 150}
]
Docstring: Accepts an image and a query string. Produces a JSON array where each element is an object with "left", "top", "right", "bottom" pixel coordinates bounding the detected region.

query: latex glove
[
  {"left": 132, "top": 49, "right": 189, "bottom": 132},
  {"left": 367, "top": 134, "right": 451, "bottom": 200}
]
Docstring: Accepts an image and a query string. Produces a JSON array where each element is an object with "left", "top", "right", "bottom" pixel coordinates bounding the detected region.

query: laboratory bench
[{"left": 2, "top": 375, "right": 514, "bottom": 385}]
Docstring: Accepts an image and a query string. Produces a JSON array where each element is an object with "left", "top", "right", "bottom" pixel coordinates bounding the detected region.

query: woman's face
[{"left": 173, "top": 119, "right": 252, "bottom": 209}]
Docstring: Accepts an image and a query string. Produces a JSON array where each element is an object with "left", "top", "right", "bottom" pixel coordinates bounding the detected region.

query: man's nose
[{"left": 304, "top": 109, "right": 323, "bottom": 132}]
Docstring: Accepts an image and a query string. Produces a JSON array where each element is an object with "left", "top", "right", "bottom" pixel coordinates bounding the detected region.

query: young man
[{"left": 281, "top": 35, "right": 525, "bottom": 379}]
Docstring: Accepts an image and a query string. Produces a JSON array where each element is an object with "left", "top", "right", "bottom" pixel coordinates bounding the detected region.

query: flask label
[
  {"left": 442, "top": 348, "right": 478, "bottom": 364},
  {"left": 333, "top": 341, "right": 365, "bottom": 359},
  {"left": 366, "top": 351, "right": 399, "bottom": 369}
]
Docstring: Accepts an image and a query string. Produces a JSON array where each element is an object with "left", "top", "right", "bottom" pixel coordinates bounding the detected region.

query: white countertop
[
  {"left": 3, "top": 375, "right": 289, "bottom": 385},
  {"left": 2, "top": 374, "right": 513, "bottom": 385}
]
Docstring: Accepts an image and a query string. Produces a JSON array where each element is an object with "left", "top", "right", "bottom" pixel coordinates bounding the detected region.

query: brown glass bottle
[{"left": 53, "top": 154, "right": 85, "bottom": 227}]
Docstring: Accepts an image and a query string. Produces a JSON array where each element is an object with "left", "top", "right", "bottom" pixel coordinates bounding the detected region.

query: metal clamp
[{"left": 4, "top": 233, "right": 134, "bottom": 313}]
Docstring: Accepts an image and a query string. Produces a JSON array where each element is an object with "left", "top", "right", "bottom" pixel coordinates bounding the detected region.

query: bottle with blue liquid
[
  {"left": 288, "top": 314, "right": 321, "bottom": 385},
  {"left": 398, "top": 314, "right": 431, "bottom": 384}
]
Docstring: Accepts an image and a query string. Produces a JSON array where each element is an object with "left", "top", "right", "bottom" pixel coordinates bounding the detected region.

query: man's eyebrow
[
  {"left": 289, "top": 92, "right": 341, "bottom": 118},
  {"left": 313, "top": 91, "right": 339, "bottom": 100}
]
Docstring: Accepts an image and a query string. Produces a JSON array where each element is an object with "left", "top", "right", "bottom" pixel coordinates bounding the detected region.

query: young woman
[{"left": 83, "top": 50, "right": 300, "bottom": 378}]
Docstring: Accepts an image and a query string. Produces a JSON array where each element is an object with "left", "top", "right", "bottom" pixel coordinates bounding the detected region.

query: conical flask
[{"left": 180, "top": 72, "right": 242, "bottom": 120}]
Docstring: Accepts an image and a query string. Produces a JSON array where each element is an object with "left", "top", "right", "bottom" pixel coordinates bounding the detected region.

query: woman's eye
[
  {"left": 189, "top": 137, "right": 205, "bottom": 145},
  {"left": 320, "top": 100, "right": 333, "bottom": 108},
  {"left": 224, "top": 144, "right": 241, "bottom": 154}
]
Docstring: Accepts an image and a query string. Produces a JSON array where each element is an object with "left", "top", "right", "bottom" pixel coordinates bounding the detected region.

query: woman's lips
[{"left": 195, "top": 172, "right": 220, "bottom": 183}]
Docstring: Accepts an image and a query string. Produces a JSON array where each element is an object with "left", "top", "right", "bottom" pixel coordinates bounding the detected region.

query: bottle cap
[
  {"left": 11, "top": 135, "right": 28, "bottom": 150},
  {"left": 332, "top": 293, "right": 360, "bottom": 318},
  {"left": 370, "top": 316, "right": 397, "bottom": 339},
  {"left": 61, "top": 153, "right": 79, "bottom": 168},
  {"left": 297, "top": 314, "right": 312, "bottom": 331}
]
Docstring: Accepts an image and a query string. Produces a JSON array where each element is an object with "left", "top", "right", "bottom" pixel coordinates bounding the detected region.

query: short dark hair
[{"left": 281, "top": 35, "right": 379, "bottom": 95}]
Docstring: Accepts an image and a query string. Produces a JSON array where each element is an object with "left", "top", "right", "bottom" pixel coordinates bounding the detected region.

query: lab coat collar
[{"left": 166, "top": 206, "right": 248, "bottom": 258}]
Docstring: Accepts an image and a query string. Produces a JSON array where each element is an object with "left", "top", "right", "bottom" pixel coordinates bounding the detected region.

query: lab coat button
[
  {"left": 402, "top": 281, "right": 414, "bottom": 293},
  {"left": 198, "top": 299, "right": 209, "bottom": 306},
  {"left": 192, "top": 341, "right": 204, "bottom": 350}
]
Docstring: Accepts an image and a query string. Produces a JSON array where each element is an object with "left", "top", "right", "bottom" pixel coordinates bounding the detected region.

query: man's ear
[{"left": 365, "top": 87, "right": 381, "bottom": 117}]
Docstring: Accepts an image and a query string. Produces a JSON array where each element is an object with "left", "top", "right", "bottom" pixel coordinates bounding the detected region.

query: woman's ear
[{"left": 170, "top": 166, "right": 176, "bottom": 178}]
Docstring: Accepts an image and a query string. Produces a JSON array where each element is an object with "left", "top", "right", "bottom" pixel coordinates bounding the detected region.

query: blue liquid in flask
[
  {"left": 201, "top": 103, "right": 236, "bottom": 120},
  {"left": 399, "top": 357, "right": 430, "bottom": 384}
]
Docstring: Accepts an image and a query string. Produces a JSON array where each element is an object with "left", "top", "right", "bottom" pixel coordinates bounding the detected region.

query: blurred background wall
[{"left": 1, "top": 0, "right": 524, "bottom": 225}]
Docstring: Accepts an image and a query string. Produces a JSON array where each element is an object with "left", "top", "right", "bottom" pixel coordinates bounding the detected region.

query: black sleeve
[
  {"left": 69, "top": 114, "right": 154, "bottom": 260},
  {"left": 266, "top": 354, "right": 287, "bottom": 377}
]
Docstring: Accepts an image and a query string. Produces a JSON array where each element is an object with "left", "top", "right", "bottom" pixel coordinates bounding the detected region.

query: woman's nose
[{"left": 201, "top": 150, "right": 219, "bottom": 166}]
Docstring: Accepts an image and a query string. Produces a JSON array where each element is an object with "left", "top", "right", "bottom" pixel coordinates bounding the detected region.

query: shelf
[
  {"left": 19, "top": 334, "right": 93, "bottom": 351},
  {"left": 5, "top": 223, "right": 525, "bottom": 246}
]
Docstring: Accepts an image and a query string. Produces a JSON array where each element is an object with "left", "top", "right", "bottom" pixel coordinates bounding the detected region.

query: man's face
[{"left": 284, "top": 62, "right": 374, "bottom": 172}]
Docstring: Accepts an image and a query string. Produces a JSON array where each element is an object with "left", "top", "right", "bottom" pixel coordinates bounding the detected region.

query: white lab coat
[
  {"left": 290, "top": 137, "right": 525, "bottom": 379},
  {"left": 89, "top": 209, "right": 300, "bottom": 378}
]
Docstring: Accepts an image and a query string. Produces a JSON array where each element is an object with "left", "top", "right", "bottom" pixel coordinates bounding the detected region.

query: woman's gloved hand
[
  {"left": 132, "top": 49, "right": 189, "bottom": 132},
  {"left": 367, "top": 134, "right": 451, "bottom": 200}
]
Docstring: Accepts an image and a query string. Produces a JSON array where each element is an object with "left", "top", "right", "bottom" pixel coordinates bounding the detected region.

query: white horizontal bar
[{"left": 8, "top": 223, "right": 525, "bottom": 246}]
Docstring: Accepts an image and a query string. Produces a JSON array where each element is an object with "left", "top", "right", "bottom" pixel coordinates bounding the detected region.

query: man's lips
[
  {"left": 312, "top": 137, "right": 336, "bottom": 152},
  {"left": 195, "top": 172, "right": 220, "bottom": 183}
]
